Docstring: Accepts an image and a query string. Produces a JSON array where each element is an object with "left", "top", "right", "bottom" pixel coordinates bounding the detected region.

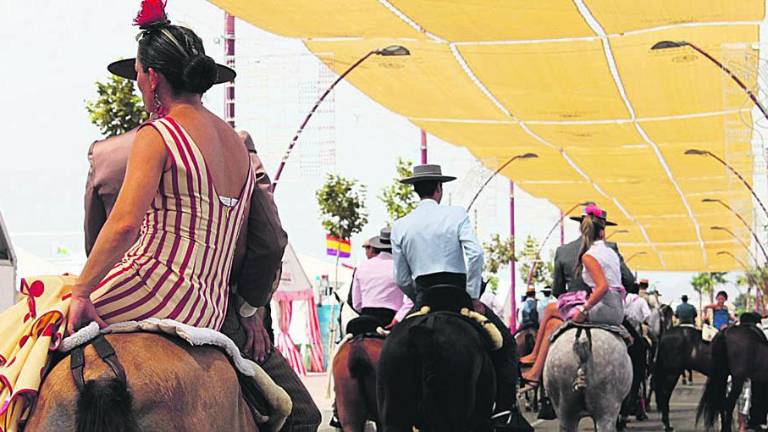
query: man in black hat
[{"left": 391, "top": 164, "right": 527, "bottom": 429}]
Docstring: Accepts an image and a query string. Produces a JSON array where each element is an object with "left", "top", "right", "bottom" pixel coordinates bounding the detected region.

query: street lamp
[
  {"left": 651, "top": 41, "right": 768, "bottom": 120},
  {"left": 607, "top": 229, "right": 629, "bottom": 240},
  {"left": 711, "top": 226, "right": 760, "bottom": 266},
  {"left": 702, "top": 198, "right": 768, "bottom": 262},
  {"left": 466, "top": 153, "right": 538, "bottom": 211},
  {"left": 717, "top": 250, "right": 750, "bottom": 272},
  {"left": 271, "top": 45, "right": 411, "bottom": 191},
  {"left": 685, "top": 149, "right": 768, "bottom": 219},
  {"left": 625, "top": 251, "right": 647, "bottom": 264}
]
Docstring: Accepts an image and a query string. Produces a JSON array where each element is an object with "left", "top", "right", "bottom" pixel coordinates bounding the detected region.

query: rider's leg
[
  {"left": 520, "top": 303, "right": 561, "bottom": 364},
  {"left": 521, "top": 317, "right": 562, "bottom": 385}
]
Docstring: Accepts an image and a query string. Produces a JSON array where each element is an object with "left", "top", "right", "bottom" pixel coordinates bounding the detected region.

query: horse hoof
[{"left": 664, "top": 426, "right": 674, "bottom": 431}]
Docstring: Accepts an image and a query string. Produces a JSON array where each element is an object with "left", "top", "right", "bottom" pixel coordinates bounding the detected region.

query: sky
[{"left": 1, "top": 0, "right": 760, "bottom": 313}]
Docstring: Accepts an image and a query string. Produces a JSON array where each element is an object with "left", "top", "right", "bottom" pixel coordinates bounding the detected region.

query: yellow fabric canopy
[{"left": 211, "top": 0, "right": 765, "bottom": 271}]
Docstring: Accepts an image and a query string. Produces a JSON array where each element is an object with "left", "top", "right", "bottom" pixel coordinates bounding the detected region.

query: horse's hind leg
[
  {"left": 655, "top": 372, "right": 679, "bottom": 431},
  {"left": 721, "top": 379, "right": 744, "bottom": 432}
]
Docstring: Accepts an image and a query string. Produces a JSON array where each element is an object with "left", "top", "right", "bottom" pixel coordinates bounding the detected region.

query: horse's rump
[
  {"left": 378, "top": 312, "right": 495, "bottom": 431},
  {"left": 25, "top": 333, "right": 258, "bottom": 432}
]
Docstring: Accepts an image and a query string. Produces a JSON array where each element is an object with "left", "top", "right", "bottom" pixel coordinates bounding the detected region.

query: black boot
[{"left": 329, "top": 404, "right": 341, "bottom": 428}]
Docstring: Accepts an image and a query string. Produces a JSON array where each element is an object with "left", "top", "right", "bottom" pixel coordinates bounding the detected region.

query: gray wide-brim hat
[
  {"left": 369, "top": 227, "right": 392, "bottom": 250},
  {"left": 399, "top": 164, "right": 457, "bottom": 184},
  {"left": 107, "top": 58, "right": 236, "bottom": 84}
]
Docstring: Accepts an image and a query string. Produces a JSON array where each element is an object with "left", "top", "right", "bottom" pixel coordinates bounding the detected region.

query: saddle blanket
[
  {"left": 549, "top": 321, "right": 631, "bottom": 345},
  {"left": 62, "top": 319, "right": 292, "bottom": 432}
]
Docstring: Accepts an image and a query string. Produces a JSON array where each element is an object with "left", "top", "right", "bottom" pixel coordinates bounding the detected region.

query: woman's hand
[
  {"left": 66, "top": 296, "right": 108, "bottom": 336},
  {"left": 573, "top": 308, "right": 587, "bottom": 323}
]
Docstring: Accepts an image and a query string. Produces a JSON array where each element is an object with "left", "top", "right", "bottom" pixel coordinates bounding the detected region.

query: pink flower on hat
[{"left": 585, "top": 204, "right": 603, "bottom": 217}]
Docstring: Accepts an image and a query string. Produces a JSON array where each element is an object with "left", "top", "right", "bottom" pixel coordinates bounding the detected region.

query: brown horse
[
  {"left": 25, "top": 333, "right": 258, "bottom": 431},
  {"left": 332, "top": 336, "right": 384, "bottom": 431}
]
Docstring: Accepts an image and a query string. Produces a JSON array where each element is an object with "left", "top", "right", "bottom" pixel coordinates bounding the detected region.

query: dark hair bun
[{"left": 182, "top": 54, "right": 217, "bottom": 94}]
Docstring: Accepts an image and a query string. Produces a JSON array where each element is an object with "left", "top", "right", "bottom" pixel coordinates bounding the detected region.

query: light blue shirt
[{"left": 391, "top": 199, "right": 484, "bottom": 299}]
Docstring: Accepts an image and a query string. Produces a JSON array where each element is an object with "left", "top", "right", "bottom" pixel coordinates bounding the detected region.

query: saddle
[
  {"left": 549, "top": 321, "right": 632, "bottom": 346},
  {"left": 404, "top": 285, "right": 503, "bottom": 351},
  {"left": 345, "top": 315, "right": 387, "bottom": 339}
]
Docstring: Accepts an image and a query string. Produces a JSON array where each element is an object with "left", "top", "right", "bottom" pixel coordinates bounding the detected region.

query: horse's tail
[
  {"left": 76, "top": 379, "right": 138, "bottom": 432},
  {"left": 407, "top": 323, "right": 441, "bottom": 420},
  {"left": 572, "top": 329, "right": 592, "bottom": 393},
  {"left": 347, "top": 340, "right": 376, "bottom": 412},
  {"left": 696, "top": 330, "right": 729, "bottom": 428}
]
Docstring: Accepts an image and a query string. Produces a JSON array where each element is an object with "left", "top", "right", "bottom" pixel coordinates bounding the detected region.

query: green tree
[
  {"left": 379, "top": 158, "right": 418, "bottom": 222},
  {"left": 482, "top": 234, "right": 516, "bottom": 296},
  {"left": 86, "top": 75, "right": 148, "bottom": 137},
  {"left": 518, "top": 235, "right": 553, "bottom": 289},
  {"left": 316, "top": 174, "right": 369, "bottom": 241},
  {"left": 691, "top": 272, "right": 729, "bottom": 312}
]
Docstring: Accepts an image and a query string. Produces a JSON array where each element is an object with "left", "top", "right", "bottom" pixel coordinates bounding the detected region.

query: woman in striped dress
[{"left": 67, "top": 17, "right": 254, "bottom": 333}]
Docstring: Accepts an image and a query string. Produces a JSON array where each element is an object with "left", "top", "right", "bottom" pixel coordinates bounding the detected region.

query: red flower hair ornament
[{"left": 134, "top": 0, "right": 169, "bottom": 29}]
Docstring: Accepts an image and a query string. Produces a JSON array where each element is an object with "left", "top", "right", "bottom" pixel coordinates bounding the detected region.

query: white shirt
[
  {"left": 624, "top": 293, "right": 652, "bottom": 326},
  {"left": 392, "top": 199, "right": 484, "bottom": 299},
  {"left": 581, "top": 241, "right": 623, "bottom": 290}
]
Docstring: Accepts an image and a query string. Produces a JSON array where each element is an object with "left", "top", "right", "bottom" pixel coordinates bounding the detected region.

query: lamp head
[
  {"left": 711, "top": 226, "right": 726, "bottom": 232},
  {"left": 685, "top": 149, "right": 709, "bottom": 156},
  {"left": 716, "top": 251, "right": 730, "bottom": 256},
  {"left": 702, "top": 198, "right": 719, "bottom": 203},
  {"left": 376, "top": 45, "right": 410, "bottom": 56},
  {"left": 518, "top": 153, "right": 538, "bottom": 160},
  {"left": 652, "top": 41, "right": 689, "bottom": 50}
]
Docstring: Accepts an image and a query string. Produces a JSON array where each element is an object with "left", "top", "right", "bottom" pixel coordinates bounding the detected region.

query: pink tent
[{"left": 273, "top": 244, "right": 324, "bottom": 374}]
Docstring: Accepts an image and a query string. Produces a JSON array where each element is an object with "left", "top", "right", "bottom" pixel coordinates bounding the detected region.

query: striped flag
[{"left": 326, "top": 234, "right": 351, "bottom": 258}]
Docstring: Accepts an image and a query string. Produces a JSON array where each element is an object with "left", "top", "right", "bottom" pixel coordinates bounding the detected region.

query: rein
[{"left": 70, "top": 335, "right": 127, "bottom": 391}]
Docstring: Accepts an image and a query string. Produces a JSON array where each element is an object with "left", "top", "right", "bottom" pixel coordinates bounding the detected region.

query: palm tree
[{"left": 690, "top": 273, "right": 710, "bottom": 314}]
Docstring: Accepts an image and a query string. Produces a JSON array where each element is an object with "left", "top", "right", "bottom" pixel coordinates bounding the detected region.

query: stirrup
[{"left": 573, "top": 367, "right": 587, "bottom": 392}]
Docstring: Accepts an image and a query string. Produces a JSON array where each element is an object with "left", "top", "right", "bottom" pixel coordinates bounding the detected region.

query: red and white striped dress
[{"left": 91, "top": 116, "right": 254, "bottom": 330}]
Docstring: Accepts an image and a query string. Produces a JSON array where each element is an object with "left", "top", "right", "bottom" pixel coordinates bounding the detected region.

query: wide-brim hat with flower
[
  {"left": 569, "top": 203, "right": 617, "bottom": 227},
  {"left": 399, "top": 164, "right": 456, "bottom": 185},
  {"left": 108, "top": 0, "right": 235, "bottom": 84}
]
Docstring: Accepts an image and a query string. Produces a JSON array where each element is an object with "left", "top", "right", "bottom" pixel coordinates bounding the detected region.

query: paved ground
[{"left": 301, "top": 373, "right": 707, "bottom": 431}]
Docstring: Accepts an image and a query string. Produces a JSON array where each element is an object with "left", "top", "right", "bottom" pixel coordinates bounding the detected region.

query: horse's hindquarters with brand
[
  {"left": 25, "top": 333, "right": 258, "bottom": 432},
  {"left": 544, "top": 327, "right": 631, "bottom": 431},
  {"left": 332, "top": 336, "right": 384, "bottom": 431}
]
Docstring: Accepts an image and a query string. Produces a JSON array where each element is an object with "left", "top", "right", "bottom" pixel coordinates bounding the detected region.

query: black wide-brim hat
[
  {"left": 569, "top": 207, "right": 617, "bottom": 226},
  {"left": 400, "top": 164, "right": 456, "bottom": 184},
  {"left": 107, "top": 58, "right": 236, "bottom": 84}
]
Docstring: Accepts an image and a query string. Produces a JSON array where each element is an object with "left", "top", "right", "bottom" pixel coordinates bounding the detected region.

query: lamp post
[
  {"left": 607, "top": 229, "right": 629, "bottom": 240},
  {"left": 717, "top": 250, "right": 749, "bottom": 272},
  {"left": 685, "top": 149, "right": 768, "bottom": 219},
  {"left": 651, "top": 41, "right": 768, "bottom": 120},
  {"left": 625, "top": 251, "right": 648, "bottom": 264},
  {"left": 702, "top": 198, "right": 768, "bottom": 262},
  {"left": 271, "top": 45, "right": 410, "bottom": 191},
  {"left": 466, "top": 153, "right": 538, "bottom": 211},
  {"left": 711, "top": 226, "right": 760, "bottom": 266},
  {"left": 523, "top": 201, "right": 591, "bottom": 289}
]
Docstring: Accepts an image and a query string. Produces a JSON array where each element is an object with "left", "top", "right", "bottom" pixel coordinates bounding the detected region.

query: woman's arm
[
  {"left": 582, "top": 254, "right": 608, "bottom": 310},
  {"left": 67, "top": 126, "right": 166, "bottom": 332},
  {"left": 74, "top": 127, "right": 167, "bottom": 295}
]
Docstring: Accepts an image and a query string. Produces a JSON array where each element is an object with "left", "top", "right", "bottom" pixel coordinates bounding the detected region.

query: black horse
[
  {"left": 377, "top": 310, "right": 496, "bottom": 431},
  {"left": 697, "top": 318, "right": 768, "bottom": 432},
  {"left": 654, "top": 326, "right": 713, "bottom": 431}
]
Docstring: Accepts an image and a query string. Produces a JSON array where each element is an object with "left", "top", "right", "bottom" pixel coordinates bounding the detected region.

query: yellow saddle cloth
[{"left": 0, "top": 274, "right": 75, "bottom": 432}]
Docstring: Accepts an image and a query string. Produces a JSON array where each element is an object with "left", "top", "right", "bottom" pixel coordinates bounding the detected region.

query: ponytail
[{"left": 573, "top": 215, "right": 605, "bottom": 278}]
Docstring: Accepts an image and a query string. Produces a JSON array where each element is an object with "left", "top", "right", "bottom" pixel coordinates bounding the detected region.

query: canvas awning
[{"left": 211, "top": 0, "right": 766, "bottom": 271}]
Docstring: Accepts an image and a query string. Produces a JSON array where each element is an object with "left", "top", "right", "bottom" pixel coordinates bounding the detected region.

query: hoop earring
[{"left": 153, "top": 91, "right": 167, "bottom": 118}]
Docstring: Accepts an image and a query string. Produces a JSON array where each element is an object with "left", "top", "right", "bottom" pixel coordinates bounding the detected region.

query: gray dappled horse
[{"left": 544, "top": 327, "right": 632, "bottom": 431}]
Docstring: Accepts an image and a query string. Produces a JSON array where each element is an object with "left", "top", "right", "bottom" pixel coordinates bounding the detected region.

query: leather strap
[
  {"left": 70, "top": 335, "right": 127, "bottom": 392},
  {"left": 70, "top": 346, "right": 85, "bottom": 392}
]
